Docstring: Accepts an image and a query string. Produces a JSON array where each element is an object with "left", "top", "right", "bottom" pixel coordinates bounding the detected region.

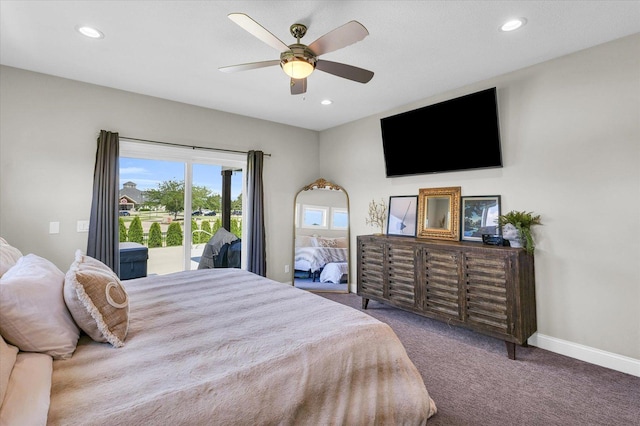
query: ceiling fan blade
[
  {"left": 228, "top": 13, "right": 290, "bottom": 53},
  {"left": 290, "top": 78, "right": 307, "bottom": 95},
  {"left": 308, "top": 21, "right": 369, "bottom": 56},
  {"left": 315, "top": 60, "right": 374, "bottom": 83},
  {"left": 219, "top": 59, "right": 281, "bottom": 73}
]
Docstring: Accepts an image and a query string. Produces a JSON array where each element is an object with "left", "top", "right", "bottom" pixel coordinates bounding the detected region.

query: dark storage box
[{"left": 119, "top": 242, "right": 148, "bottom": 280}]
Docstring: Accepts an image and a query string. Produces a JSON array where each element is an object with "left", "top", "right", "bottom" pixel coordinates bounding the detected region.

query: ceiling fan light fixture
[{"left": 280, "top": 56, "right": 315, "bottom": 80}]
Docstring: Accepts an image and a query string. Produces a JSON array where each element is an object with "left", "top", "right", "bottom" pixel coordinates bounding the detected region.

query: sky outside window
[{"left": 120, "top": 157, "right": 243, "bottom": 198}]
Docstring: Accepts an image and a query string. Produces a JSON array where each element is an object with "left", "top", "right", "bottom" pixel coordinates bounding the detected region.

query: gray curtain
[
  {"left": 87, "top": 130, "right": 120, "bottom": 275},
  {"left": 246, "top": 150, "right": 266, "bottom": 276}
]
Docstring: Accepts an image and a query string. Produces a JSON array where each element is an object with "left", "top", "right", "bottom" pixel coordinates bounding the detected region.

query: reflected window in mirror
[
  {"left": 301, "top": 205, "right": 328, "bottom": 229},
  {"left": 331, "top": 208, "right": 348, "bottom": 230}
]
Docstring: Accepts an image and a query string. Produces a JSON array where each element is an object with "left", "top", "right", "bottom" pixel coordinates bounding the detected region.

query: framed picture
[
  {"left": 387, "top": 195, "right": 418, "bottom": 237},
  {"left": 460, "top": 195, "right": 501, "bottom": 242},
  {"left": 417, "top": 186, "right": 461, "bottom": 241}
]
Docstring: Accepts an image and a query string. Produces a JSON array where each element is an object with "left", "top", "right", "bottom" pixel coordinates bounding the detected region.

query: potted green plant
[{"left": 496, "top": 210, "right": 541, "bottom": 253}]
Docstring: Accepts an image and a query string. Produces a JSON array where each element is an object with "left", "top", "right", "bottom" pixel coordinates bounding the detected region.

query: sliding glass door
[{"left": 119, "top": 140, "right": 246, "bottom": 275}]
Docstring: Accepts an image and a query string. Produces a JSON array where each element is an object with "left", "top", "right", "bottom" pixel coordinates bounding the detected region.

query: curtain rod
[{"left": 120, "top": 136, "right": 271, "bottom": 157}]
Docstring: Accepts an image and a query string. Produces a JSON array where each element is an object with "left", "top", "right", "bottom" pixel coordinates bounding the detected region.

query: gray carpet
[
  {"left": 293, "top": 276, "right": 347, "bottom": 292},
  {"left": 320, "top": 292, "right": 640, "bottom": 426}
]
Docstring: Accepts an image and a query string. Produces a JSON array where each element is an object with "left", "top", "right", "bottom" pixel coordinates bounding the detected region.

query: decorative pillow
[
  {"left": 316, "top": 237, "right": 348, "bottom": 248},
  {"left": 317, "top": 237, "right": 337, "bottom": 247},
  {"left": 63, "top": 250, "right": 129, "bottom": 347},
  {"left": 0, "top": 237, "right": 23, "bottom": 278},
  {"left": 332, "top": 237, "right": 349, "bottom": 248},
  {"left": 296, "top": 235, "right": 318, "bottom": 248},
  {"left": 0, "top": 254, "right": 80, "bottom": 359},
  {"left": 0, "top": 334, "right": 19, "bottom": 405}
]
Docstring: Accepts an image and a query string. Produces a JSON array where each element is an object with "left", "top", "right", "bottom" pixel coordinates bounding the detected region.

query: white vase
[
  {"left": 502, "top": 224, "right": 522, "bottom": 248},
  {"left": 507, "top": 237, "right": 522, "bottom": 248}
]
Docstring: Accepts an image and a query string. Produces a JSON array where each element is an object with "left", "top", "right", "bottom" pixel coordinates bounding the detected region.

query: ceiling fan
[{"left": 219, "top": 13, "right": 374, "bottom": 95}]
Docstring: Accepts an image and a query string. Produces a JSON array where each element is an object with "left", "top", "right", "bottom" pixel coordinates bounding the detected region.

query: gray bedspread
[{"left": 48, "top": 268, "right": 436, "bottom": 425}]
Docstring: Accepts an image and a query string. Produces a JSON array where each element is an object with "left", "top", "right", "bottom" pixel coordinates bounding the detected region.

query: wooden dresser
[{"left": 356, "top": 234, "right": 536, "bottom": 359}]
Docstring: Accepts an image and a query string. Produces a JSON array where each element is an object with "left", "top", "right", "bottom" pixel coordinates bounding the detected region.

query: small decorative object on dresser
[
  {"left": 365, "top": 198, "right": 387, "bottom": 235},
  {"left": 496, "top": 210, "right": 542, "bottom": 253}
]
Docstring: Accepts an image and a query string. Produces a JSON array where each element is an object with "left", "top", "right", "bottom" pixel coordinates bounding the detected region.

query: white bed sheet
[
  {"left": 320, "top": 262, "right": 348, "bottom": 283},
  {"left": 294, "top": 246, "right": 348, "bottom": 273},
  {"left": 0, "top": 352, "right": 52, "bottom": 426}
]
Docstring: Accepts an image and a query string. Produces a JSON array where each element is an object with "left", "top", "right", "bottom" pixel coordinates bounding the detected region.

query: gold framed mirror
[
  {"left": 292, "top": 178, "right": 350, "bottom": 293},
  {"left": 417, "top": 186, "right": 461, "bottom": 241}
]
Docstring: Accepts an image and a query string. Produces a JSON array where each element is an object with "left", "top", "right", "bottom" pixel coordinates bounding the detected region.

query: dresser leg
[
  {"left": 505, "top": 341, "right": 516, "bottom": 360},
  {"left": 362, "top": 298, "right": 369, "bottom": 309}
]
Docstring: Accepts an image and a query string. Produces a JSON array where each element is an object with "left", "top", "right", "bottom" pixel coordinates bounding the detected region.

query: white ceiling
[{"left": 1, "top": 1, "right": 639, "bottom": 131}]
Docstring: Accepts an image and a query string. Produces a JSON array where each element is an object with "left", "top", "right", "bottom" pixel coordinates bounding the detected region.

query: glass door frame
[{"left": 120, "top": 139, "right": 247, "bottom": 272}]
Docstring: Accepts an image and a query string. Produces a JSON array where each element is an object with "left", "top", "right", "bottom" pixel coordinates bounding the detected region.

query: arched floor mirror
[{"left": 292, "top": 178, "right": 350, "bottom": 293}]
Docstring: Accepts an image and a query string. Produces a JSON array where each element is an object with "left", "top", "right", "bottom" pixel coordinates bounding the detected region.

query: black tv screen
[{"left": 380, "top": 87, "right": 502, "bottom": 177}]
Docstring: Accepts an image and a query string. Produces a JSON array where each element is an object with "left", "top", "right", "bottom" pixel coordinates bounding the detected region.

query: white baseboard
[{"left": 528, "top": 333, "right": 640, "bottom": 377}]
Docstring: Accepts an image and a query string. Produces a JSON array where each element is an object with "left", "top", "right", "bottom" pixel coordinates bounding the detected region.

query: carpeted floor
[
  {"left": 293, "top": 276, "right": 348, "bottom": 292},
  {"left": 319, "top": 292, "right": 640, "bottom": 426}
]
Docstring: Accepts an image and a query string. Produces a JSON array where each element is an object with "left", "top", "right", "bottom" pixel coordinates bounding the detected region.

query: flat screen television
[{"left": 380, "top": 87, "right": 502, "bottom": 177}]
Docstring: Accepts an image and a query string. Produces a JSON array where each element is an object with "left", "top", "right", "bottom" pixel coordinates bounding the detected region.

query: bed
[
  {"left": 319, "top": 261, "right": 349, "bottom": 283},
  {"left": 0, "top": 239, "right": 437, "bottom": 425},
  {"left": 294, "top": 236, "right": 348, "bottom": 280}
]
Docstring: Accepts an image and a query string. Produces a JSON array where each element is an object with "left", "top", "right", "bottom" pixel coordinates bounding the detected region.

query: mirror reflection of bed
[{"left": 293, "top": 178, "right": 349, "bottom": 293}]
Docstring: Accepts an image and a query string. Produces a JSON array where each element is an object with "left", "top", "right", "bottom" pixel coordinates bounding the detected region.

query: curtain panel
[
  {"left": 246, "top": 150, "right": 266, "bottom": 276},
  {"left": 87, "top": 130, "right": 120, "bottom": 275}
]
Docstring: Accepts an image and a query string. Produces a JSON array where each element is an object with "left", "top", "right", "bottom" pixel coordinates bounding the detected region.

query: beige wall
[
  {"left": 0, "top": 65, "right": 320, "bottom": 283},
  {"left": 320, "top": 34, "right": 640, "bottom": 368}
]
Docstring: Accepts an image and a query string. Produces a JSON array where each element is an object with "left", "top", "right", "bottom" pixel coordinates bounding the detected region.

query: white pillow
[
  {"left": 0, "top": 238, "right": 22, "bottom": 278},
  {"left": 296, "top": 235, "right": 319, "bottom": 248},
  {"left": 0, "top": 254, "right": 80, "bottom": 359}
]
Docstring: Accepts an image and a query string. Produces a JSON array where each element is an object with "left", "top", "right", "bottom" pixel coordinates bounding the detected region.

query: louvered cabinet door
[
  {"left": 357, "top": 236, "right": 385, "bottom": 301},
  {"left": 421, "top": 248, "right": 461, "bottom": 321},
  {"left": 386, "top": 242, "right": 418, "bottom": 309},
  {"left": 463, "top": 252, "right": 510, "bottom": 336}
]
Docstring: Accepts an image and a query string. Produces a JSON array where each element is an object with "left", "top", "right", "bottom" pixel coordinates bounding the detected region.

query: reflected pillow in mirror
[
  {"left": 317, "top": 237, "right": 348, "bottom": 248},
  {"left": 296, "top": 235, "right": 318, "bottom": 248}
]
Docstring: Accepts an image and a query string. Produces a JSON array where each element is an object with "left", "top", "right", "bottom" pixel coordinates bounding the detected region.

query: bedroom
[{"left": 0, "top": 1, "right": 639, "bottom": 424}]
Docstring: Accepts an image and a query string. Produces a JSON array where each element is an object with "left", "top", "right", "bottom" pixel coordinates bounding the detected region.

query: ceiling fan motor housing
[{"left": 280, "top": 44, "right": 317, "bottom": 78}]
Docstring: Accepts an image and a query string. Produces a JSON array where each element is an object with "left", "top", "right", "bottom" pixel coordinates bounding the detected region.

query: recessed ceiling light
[
  {"left": 76, "top": 25, "right": 104, "bottom": 39},
  {"left": 321, "top": 99, "right": 333, "bottom": 105},
  {"left": 500, "top": 18, "right": 527, "bottom": 32}
]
